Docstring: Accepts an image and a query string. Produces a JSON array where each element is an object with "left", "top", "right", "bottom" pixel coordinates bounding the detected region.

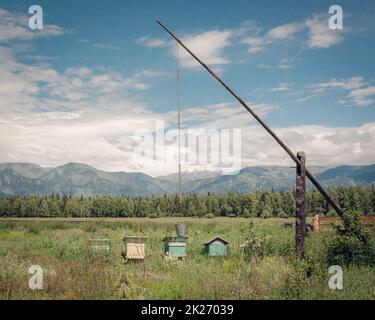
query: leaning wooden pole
[
  {"left": 295, "top": 151, "right": 307, "bottom": 259},
  {"left": 156, "top": 19, "right": 343, "bottom": 216}
]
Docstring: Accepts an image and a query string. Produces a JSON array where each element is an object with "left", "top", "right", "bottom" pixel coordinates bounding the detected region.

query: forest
[{"left": 0, "top": 185, "right": 374, "bottom": 218}]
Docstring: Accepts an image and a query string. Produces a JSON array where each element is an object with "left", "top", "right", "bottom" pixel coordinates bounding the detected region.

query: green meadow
[{"left": 0, "top": 218, "right": 374, "bottom": 300}]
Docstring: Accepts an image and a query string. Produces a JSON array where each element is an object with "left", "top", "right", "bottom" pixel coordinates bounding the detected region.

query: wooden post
[{"left": 295, "top": 151, "right": 306, "bottom": 259}]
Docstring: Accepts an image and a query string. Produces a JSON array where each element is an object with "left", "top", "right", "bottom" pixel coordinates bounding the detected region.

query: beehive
[
  {"left": 163, "top": 236, "right": 187, "bottom": 258},
  {"left": 123, "top": 236, "right": 147, "bottom": 260},
  {"left": 204, "top": 237, "right": 229, "bottom": 256}
]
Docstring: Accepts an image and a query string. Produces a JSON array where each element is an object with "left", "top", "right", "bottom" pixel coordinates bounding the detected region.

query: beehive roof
[
  {"left": 123, "top": 236, "right": 148, "bottom": 243},
  {"left": 204, "top": 236, "right": 229, "bottom": 245},
  {"left": 162, "top": 236, "right": 187, "bottom": 242}
]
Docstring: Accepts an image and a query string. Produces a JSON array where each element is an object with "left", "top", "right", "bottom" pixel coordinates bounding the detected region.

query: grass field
[{"left": 0, "top": 217, "right": 374, "bottom": 300}]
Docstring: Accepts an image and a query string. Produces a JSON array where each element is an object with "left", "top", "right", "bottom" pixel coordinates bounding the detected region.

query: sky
[{"left": 0, "top": 0, "right": 375, "bottom": 176}]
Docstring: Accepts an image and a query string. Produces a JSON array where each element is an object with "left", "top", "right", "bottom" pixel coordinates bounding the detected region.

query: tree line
[{"left": 0, "top": 185, "right": 374, "bottom": 218}]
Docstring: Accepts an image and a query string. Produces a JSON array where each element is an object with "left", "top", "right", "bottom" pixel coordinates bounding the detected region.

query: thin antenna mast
[
  {"left": 157, "top": 18, "right": 343, "bottom": 216},
  {"left": 176, "top": 41, "right": 183, "bottom": 207}
]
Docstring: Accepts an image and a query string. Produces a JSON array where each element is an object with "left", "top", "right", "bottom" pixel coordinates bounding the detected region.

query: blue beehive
[
  {"left": 204, "top": 237, "right": 229, "bottom": 256},
  {"left": 163, "top": 236, "right": 187, "bottom": 258}
]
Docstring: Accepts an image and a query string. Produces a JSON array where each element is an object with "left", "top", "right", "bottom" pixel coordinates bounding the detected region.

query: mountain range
[{"left": 0, "top": 162, "right": 374, "bottom": 197}]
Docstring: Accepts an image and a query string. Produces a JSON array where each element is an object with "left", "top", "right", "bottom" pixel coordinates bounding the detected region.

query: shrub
[
  {"left": 241, "top": 223, "right": 294, "bottom": 259},
  {"left": 173, "top": 212, "right": 184, "bottom": 217},
  {"left": 260, "top": 210, "right": 272, "bottom": 219},
  {"left": 242, "top": 222, "right": 272, "bottom": 258},
  {"left": 27, "top": 223, "right": 42, "bottom": 235},
  {"left": 204, "top": 213, "right": 215, "bottom": 219},
  {"left": 327, "top": 210, "right": 375, "bottom": 266},
  {"left": 277, "top": 211, "right": 289, "bottom": 218},
  {"left": 282, "top": 258, "right": 321, "bottom": 299},
  {"left": 276, "top": 240, "right": 294, "bottom": 256}
]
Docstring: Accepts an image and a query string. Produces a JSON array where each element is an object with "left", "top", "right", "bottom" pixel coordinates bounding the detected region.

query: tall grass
[{"left": 0, "top": 218, "right": 373, "bottom": 299}]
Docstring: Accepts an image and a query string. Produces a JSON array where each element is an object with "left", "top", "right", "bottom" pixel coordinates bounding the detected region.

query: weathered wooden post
[{"left": 295, "top": 151, "right": 306, "bottom": 259}]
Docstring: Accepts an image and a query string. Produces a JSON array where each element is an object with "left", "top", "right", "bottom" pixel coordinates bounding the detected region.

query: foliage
[
  {"left": 241, "top": 222, "right": 293, "bottom": 258},
  {"left": 1, "top": 185, "right": 374, "bottom": 218},
  {"left": 282, "top": 257, "right": 323, "bottom": 299},
  {"left": 241, "top": 222, "right": 267, "bottom": 258},
  {"left": 327, "top": 210, "right": 375, "bottom": 266},
  {"left": 204, "top": 213, "right": 215, "bottom": 219}
]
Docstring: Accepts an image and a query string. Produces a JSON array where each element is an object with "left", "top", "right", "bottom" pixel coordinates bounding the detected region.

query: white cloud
[
  {"left": 242, "top": 37, "right": 265, "bottom": 53},
  {"left": 0, "top": 44, "right": 172, "bottom": 174},
  {"left": 172, "top": 30, "right": 232, "bottom": 69},
  {"left": 137, "top": 36, "right": 169, "bottom": 48},
  {"left": 305, "top": 14, "right": 345, "bottom": 49},
  {"left": 133, "top": 69, "right": 162, "bottom": 79},
  {"left": 1, "top": 48, "right": 374, "bottom": 176},
  {"left": 267, "top": 23, "right": 304, "bottom": 40},
  {"left": 163, "top": 101, "right": 277, "bottom": 130},
  {"left": 34, "top": 111, "right": 82, "bottom": 121},
  {"left": 294, "top": 95, "right": 314, "bottom": 104},
  {"left": 0, "top": 45, "right": 157, "bottom": 120},
  {"left": 308, "top": 77, "right": 365, "bottom": 92},
  {"left": 92, "top": 42, "right": 121, "bottom": 50},
  {"left": 138, "top": 29, "right": 233, "bottom": 70},
  {"left": 349, "top": 86, "right": 375, "bottom": 107},
  {"left": 0, "top": 8, "right": 63, "bottom": 43},
  {"left": 258, "top": 57, "right": 295, "bottom": 70},
  {"left": 242, "top": 22, "right": 304, "bottom": 53},
  {"left": 65, "top": 67, "right": 92, "bottom": 77},
  {"left": 2, "top": 113, "right": 375, "bottom": 176},
  {"left": 271, "top": 83, "right": 291, "bottom": 92},
  {"left": 241, "top": 122, "right": 375, "bottom": 168},
  {"left": 307, "top": 76, "right": 374, "bottom": 107},
  {"left": 243, "top": 13, "right": 346, "bottom": 53}
]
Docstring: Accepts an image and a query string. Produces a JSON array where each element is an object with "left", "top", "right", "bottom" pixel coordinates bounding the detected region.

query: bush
[
  {"left": 172, "top": 212, "right": 184, "bottom": 217},
  {"left": 242, "top": 235, "right": 267, "bottom": 258},
  {"left": 241, "top": 222, "right": 276, "bottom": 258},
  {"left": 27, "top": 223, "right": 42, "bottom": 235},
  {"left": 277, "top": 211, "right": 289, "bottom": 218},
  {"left": 282, "top": 258, "right": 321, "bottom": 299},
  {"left": 204, "top": 213, "right": 215, "bottom": 219},
  {"left": 327, "top": 210, "right": 375, "bottom": 266},
  {"left": 260, "top": 210, "right": 272, "bottom": 219},
  {"left": 241, "top": 222, "right": 294, "bottom": 259}
]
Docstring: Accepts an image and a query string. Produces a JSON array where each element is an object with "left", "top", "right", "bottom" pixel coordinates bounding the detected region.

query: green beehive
[
  {"left": 204, "top": 237, "right": 229, "bottom": 256},
  {"left": 163, "top": 236, "right": 187, "bottom": 258}
]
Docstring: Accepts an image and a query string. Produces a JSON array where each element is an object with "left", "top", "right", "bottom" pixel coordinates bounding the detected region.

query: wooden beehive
[
  {"left": 163, "top": 236, "right": 187, "bottom": 258},
  {"left": 204, "top": 236, "right": 229, "bottom": 256},
  {"left": 123, "top": 236, "right": 147, "bottom": 260}
]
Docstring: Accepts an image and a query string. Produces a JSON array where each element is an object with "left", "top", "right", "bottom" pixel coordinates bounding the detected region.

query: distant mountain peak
[{"left": 0, "top": 162, "right": 374, "bottom": 197}]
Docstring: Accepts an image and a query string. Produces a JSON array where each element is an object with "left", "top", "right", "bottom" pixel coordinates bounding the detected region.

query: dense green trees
[{"left": 0, "top": 185, "right": 374, "bottom": 218}]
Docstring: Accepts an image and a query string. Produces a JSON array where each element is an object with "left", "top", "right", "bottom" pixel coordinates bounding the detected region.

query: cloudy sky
[{"left": 0, "top": 0, "right": 375, "bottom": 176}]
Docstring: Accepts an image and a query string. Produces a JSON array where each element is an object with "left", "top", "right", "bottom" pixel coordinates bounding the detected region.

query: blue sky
[{"left": 0, "top": 0, "right": 375, "bottom": 175}]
